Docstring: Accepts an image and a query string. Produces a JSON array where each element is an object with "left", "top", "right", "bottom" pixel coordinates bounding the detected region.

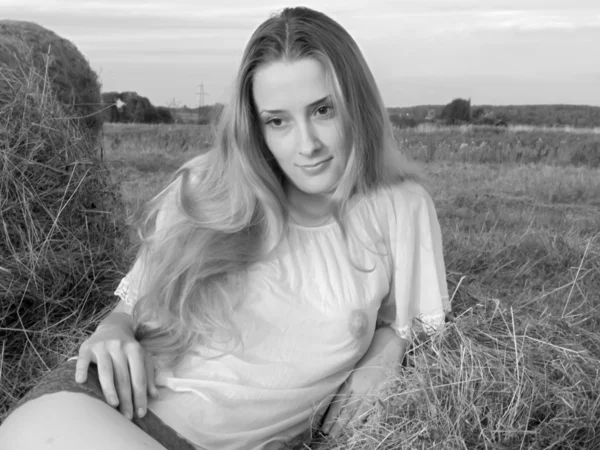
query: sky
[{"left": 2, "top": 0, "right": 600, "bottom": 108}]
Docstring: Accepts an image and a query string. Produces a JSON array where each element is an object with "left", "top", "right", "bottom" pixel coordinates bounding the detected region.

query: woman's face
[{"left": 252, "top": 58, "right": 349, "bottom": 197}]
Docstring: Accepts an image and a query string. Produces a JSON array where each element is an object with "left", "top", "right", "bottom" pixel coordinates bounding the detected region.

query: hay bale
[
  {"left": 0, "top": 20, "right": 103, "bottom": 142},
  {"left": 0, "top": 22, "right": 129, "bottom": 419}
]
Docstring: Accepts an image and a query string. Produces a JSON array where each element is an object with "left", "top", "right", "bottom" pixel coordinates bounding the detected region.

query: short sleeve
[{"left": 377, "top": 182, "right": 451, "bottom": 342}]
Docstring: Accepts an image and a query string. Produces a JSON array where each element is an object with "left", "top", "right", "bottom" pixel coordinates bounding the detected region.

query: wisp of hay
[{"left": 0, "top": 21, "right": 129, "bottom": 420}]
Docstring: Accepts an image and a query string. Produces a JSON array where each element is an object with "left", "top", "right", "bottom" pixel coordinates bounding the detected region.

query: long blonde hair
[{"left": 131, "top": 6, "right": 424, "bottom": 367}]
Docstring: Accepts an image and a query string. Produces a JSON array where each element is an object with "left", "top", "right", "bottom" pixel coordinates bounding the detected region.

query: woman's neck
[{"left": 285, "top": 183, "right": 333, "bottom": 227}]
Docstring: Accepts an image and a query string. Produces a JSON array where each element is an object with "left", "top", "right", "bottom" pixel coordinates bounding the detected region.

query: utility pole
[{"left": 195, "top": 82, "right": 210, "bottom": 123}]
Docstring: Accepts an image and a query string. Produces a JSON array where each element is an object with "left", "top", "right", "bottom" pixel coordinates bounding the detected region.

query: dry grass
[
  {"left": 101, "top": 123, "right": 209, "bottom": 217},
  {"left": 305, "top": 303, "right": 600, "bottom": 449},
  {"left": 406, "top": 123, "right": 600, "bottom": 135},
  {"left": 397, "top": 125, "right": 600, "bottom": 167}
]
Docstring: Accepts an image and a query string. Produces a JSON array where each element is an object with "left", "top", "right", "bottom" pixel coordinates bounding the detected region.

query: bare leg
[{"left": 0, "top": 391, "right": 168, "bottom": 450}]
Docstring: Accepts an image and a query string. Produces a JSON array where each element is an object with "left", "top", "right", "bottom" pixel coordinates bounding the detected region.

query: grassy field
[{"left": 3, "top": 122, "right": 600, "bottom": 448}]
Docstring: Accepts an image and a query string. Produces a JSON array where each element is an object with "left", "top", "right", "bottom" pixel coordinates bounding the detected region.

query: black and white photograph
[{"left": 1, "top": 1, "right": 599, "bottom": 449}]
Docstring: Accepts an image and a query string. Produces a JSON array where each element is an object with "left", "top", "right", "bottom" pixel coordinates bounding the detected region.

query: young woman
[{"left": 0, "top": 6, "right": 450, "bottom": 450}]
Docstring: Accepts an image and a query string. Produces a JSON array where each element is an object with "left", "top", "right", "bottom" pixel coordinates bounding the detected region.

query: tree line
[
  {"left": 101, "top": 92, "right": 174, "bottom": 124},
  {"left": 101, "top": 92, "right": 600, "bottom": 129},
  {"left": 389, "top": 99, "right": 600, "bottom": 129}
]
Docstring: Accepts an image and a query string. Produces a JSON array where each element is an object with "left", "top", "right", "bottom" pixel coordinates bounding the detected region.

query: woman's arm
[
  {"left": 321, "top": 326, "right": 408, "bottom": 436},
  {"left": 96, "top": 307, "right": 134, "bottom": 333},
  {"left": 365, "top": 325, "right": 409, "bottom": 368},
  {"left": 323, "top": 183, "right": 450, "bottom": 437}
]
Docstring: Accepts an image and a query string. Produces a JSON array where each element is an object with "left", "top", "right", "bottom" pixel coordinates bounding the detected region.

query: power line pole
[
  {"left": 195, "top": 82, "right": 210, "bottom": 123},
  {"left": 196, "top": 82, "right": 211, "bottom": 107}
]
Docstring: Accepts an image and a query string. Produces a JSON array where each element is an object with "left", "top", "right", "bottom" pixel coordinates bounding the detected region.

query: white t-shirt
[{"left": 114, "top": 181, "right": 450, "bottom": 450}]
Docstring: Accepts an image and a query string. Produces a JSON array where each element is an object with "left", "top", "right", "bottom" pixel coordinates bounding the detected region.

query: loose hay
[{"left": 0, "top": 22, "right": 129, "bottom": 420}]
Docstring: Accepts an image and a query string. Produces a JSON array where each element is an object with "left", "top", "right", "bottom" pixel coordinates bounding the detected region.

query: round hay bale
[
  {"left": 0, "top": 20, "right": 103, "bottom": 143},
  {"left": 0, "top": 22, "right": 129, "bottom": 419}
]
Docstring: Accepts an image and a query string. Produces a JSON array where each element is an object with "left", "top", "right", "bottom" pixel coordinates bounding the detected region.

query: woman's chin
[{"left": 290, "top": 177, "right": 339, "bottom": 197}]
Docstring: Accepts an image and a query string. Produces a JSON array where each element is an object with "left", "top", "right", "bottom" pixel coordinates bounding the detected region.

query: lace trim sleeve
[
  {"left": 114, "top": 275, "right": 139, "bottom": 307},
  {"left": 394, "top": 311, "right": 448, "bottom": 341}
]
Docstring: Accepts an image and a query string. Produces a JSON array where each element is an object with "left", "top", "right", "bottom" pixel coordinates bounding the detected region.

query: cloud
[
  {"left": 346, "top": 8, "right": 600, "bottom": 40},
  {"left": 374, "top": 0, "right": 600, "bottom": 13},
  {"left": 464, "top": 11, "right": 600, "bottom": 32},
  {"left": 5, "top": 8, "right": 261, "bottom": 32},
  {"left": 4, "top": 0, "right": 273, "bottom": 17}
]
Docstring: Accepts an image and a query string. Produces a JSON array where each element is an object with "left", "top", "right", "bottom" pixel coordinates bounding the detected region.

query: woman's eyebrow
[{"left": 259, "top": 95, "right": 331, "bottom": 115}]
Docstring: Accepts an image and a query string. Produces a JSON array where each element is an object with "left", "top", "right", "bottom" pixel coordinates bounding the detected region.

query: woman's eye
[
  {"left": 267, "top": 118, "right": 284, "bottom": 127},
  {"left": 316, "top": 105, "right": 334, "bottom": 117}
]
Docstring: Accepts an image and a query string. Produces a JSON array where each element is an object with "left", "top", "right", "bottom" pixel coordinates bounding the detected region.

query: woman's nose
[{"left": 297, "top": 121, "right": 321, "bottom": 156}]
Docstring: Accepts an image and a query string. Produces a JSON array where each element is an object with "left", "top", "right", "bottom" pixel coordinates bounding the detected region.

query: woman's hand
[
  {"left": 75, "top": 319, "right": 160, "bottom": 420},
  {"left": 321, "top": 326, "right": 408, "bottom": 437}
]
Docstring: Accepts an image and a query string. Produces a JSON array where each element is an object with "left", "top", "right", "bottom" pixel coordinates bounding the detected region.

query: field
[
  {"left": 3, "top": 122, "right": 600, "bottom": 448},
  {"left": 101, "top": 123, "right": 600, "bottom": 208}
]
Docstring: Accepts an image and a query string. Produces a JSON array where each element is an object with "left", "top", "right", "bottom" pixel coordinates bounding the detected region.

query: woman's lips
[{"left": 297, "top": 157, "right": 333, "bottom": 175}]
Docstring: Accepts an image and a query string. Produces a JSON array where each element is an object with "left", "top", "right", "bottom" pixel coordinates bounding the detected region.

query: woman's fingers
[
  {"left": 110, "top": 351, "right": 134, "bottom": 419},
  {"left": 322, "top": 383, "right": 378, "bottom": 438},
  {"left": 74, "top": 329, "right": 153, "bottom": 421},
  {"left": 327, "top": 395, "right": 362, "bottom": 438},
  {"left": 127, "top": 344, "right": 149, "bottom": 418},
  {"left": 145, "top": 353, "right": 160, "bottom": 399},
  {"left": 348, "top": 396, "right": 376, "bottom": 426},
  {"left": 74, "top": 348, "right": 92, "bottom": 383},
  {"left": 321, "top": 384, "right": 350, "bottom": 435},
  {"left": 94, "top": 351, "right": 120, "bottom": 408}
]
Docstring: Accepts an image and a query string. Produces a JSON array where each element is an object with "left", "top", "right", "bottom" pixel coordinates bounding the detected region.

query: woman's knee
[{"left": 0, "top": 391, "right": 167, "bottom": 450}]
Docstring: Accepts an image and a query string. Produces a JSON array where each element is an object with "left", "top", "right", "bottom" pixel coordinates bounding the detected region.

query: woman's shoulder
[
  {"left": 346, "top": 180, "right": 435, "bottom": 242},
  {"left": 360, "top": 179, "right": 432, "bottom": 216}
]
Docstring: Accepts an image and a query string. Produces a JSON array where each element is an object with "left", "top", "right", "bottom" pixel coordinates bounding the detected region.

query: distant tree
[
  {"left": 441, "top": 98, "right": 471, "bottom": 125},
  {"left": 389, "top": 113, "right": 417, "bottom": 128},
  {"left": 100, "top": 91, "right": 165, "bottom": 124},
  {"left": 389, "top": 113, "right": 402, "bottom": 127},
  {"left": 423, "top": 104, "right": 600, "bottom": 128},
  {"left": 156, "top": 106, "right": 174, "bottom": 124},
  {"left": 143, "top": 107, "right": 159, "bottom": 124},
  {"left": 472, "top": 107, "right": 486, "bottom": 121},
  {"left": 101, "top": 92, "right": 123, "bottom": 123},
  {"left": 117, "top": 92, "right": 158, "bottom": 123}
]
